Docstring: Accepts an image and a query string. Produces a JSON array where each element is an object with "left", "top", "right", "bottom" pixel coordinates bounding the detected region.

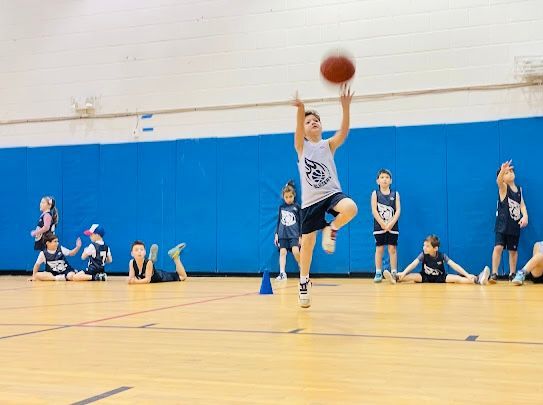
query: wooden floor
[{"left": 0, "top": 276, "right": 542, "bottom": 404}]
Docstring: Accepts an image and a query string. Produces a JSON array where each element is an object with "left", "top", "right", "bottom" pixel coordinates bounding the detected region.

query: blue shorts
[
  {"left": 278, "top": 238, "right": 300, "bottom": 251},
  {"left": 301, "top": 192, "right": 348, "bottom": 234}
]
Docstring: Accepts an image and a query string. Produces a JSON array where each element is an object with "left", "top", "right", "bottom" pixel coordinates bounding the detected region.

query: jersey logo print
[
  {"left": 48, "top": 260, "right": 68, "bottom": 273},
  {"left": 377, "top": 202, "right": 394, "bottom": 223},
  {"left": 508, "top": 197, "right": 521, "bottom": 221},
  {"left": 304, "top": 157, "right": 331, "bottom": 189},
  {"left": 423, "top": 264, "right": 441, "bottom": 276},
  {"left": 280, "top": 210, "right": 297, "bottom": 226}
]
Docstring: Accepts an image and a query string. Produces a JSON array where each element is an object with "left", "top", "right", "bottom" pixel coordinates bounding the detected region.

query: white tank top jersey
[{"left": 298, "top": 139, "right": 342, "bottom": 209}]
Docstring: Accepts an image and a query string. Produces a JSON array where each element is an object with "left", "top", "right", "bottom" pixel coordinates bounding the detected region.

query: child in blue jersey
[
  {"left": 73, "top": 224, "right": 112, "bottom": 282},
  {"left": 490, "top": 160, "right": 528, "bottom": 283},
  {"left": 274, "top": 180, "right": 301, "bottom": 281},
  {"left": 30, "top": 196, "right": 59, "bottom": 251},
  {"left": 387, "top": 235, "right": 490, "bottom": 285},
  {"left": 371, "top": 169, "right": 401, "bottom": 283},
  {"left": 128, "top": 241, "right": 188, "bottom": 284},
  {"left": 292, "top": 84, "right": 358, "bottom": 308},
  {"left": 29, "top": 233, "right": 81, "bottom": 281}
]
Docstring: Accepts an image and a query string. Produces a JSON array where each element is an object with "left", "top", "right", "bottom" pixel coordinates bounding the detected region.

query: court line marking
[
  {"left": 70, "top": 386, "right": 133, "bottom": 405},
  {"left": 0, "top": 322, "right": 541, "bottom": 346},
  {"left": 140, "top": 323, "right": 157, "bottom": 328},
  {"left": 0, "top": 326, "right": 69, "bottom": 341},
  {"left": 465, "top": 335, "right": 479, "bottom": 341}
]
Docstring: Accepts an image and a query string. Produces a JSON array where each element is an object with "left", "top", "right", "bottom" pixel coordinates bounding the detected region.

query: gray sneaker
[
  {"left": 149, "top": 244, "right": 159, "bottom": 263},
  {"left": 168, "top": 242, "right": 187, "bottom": 259},
  {"left": 383, "top": 270, "right": 397, "bottom": 284},
  {"left": 298, "top": 280, "right": 312, "bottom": 308}
]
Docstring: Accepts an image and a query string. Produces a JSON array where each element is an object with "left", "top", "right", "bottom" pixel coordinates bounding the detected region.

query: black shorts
[
  {"left": 34, "top": 231, "right": 54, "bottom": 251},
  {"left": 374, "top": 232, "right": 398, "bottom": 246},
  {"left": 495, "top": 232, "right": 520, "bottom": 251},
  {"left": 301, "top": 192, "right": 349, "bottom": 234},
  {"left": 421, "top": 272, "right": 447, "bottom": 283},
  {"left": 151, "top": 269, "right": 180, "bottom": 283},
  {"left": 46, "top": 269, "right": 75, "bottom": 278},
  {"left": 278, "top": 238, "right": 300, "bottom": 251}
]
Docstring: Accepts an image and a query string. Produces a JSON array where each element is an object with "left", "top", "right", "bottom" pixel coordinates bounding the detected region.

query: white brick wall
[{"left": 1, "top": 0, "right": 543, "bottom": 147}]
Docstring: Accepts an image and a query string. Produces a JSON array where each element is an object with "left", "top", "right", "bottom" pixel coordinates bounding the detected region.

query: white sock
[
  {"left": 376, "top": 269, "right": 382, "bottom": 274},
  {"left": 300, "top": 275, "right": 309, "bottom": 284},
  {"left": 391, "top": 269, "right": 397, "bottom": 274}
]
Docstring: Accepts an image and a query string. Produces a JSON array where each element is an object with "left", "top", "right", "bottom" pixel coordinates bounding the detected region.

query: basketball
[{"left": 320, "top": 54, "right": 356, "bottom": 84}]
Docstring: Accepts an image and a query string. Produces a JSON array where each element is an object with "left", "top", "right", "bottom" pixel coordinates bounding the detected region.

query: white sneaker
[
  {"left": 101, "top": 273, "right": 108, "bottom": 281},
  {"left": 298, "top": 280, "right": 312, "bottom": 308},
  {"left": 322, "top": 226, "right": 337, "bottom": 254},
  {"left": 276, "top": 272, "right": 287, "bottom": 281},
  {"left": 383, "top": 270, "right": 397, "bottom": 284},
  {"left": 477, "top": 266, "right": 490, "bottom": 285}
]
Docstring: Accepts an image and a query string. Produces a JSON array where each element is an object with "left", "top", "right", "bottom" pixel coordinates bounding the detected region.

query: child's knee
[
  {"left": 388, "top": 245, "right": 397, "bottom": 254},
  {"left": 494, "top": 245, "right": 504, "bottom": 253},
  {"left": 279, "top": 248, "right": 287, "bottom": 257},
  {"left": 375, "top": 245, "right": 384, "bottom": 253}
]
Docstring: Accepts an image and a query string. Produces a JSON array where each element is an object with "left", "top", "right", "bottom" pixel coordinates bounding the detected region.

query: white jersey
[{"left": 298, "top": 139, "right": 342, "bottom": 208}]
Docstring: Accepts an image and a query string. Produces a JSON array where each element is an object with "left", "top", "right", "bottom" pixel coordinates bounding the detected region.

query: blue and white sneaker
[
  {"left": 276, "top": 272, "right": 287, "bottom": 281},
  {"left": 512, "top": 271, "right": 526, "bottom": 286},
  {"left": 373, "top": 272, "right": 383, "bottom": 283},
  {"left": 168, "top": 242, "right": 186, "bottom": 259}
]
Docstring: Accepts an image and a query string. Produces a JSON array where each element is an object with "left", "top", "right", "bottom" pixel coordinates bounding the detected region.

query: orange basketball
[{"left": 320, "top": 54, "right": 356, "bottom": 84}]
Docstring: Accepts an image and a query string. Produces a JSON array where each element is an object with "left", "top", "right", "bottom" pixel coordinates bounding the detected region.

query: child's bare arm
[
  {"left": 496, "top": 160, "right": 511, "bottom": 199},
  {"left": 387, "top": 192, "right": 401, "bottom": 229},
  {"left": 67, "top": 238, "right": 82, "bottom": 256},
  {"left": 370, "top": 191, "right": 387, "bottom": 228},
  {"left": 519, "top": 189, "right": 529, "bottom": 227},
  {"left": 400, "top": 258, "right": 420, "bottom": 277},
  {"left": 28, "top": 262, "right": 41, "bottom": 281},
  {"left": 329, "top": 84, "right": 353, "bottom": 153},
  {"left": 292, "top": 92, "right": 305, "bottom": 156},
  {"left": 447, "top": 259, "right": 472, "bottom": 278}
]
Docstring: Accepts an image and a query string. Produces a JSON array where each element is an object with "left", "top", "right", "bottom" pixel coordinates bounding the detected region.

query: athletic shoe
[
  {"left": 509, "top": 272, "right": 516, "bottom": 282},
  {"left": 477, "top": 266, "right": 490, "bottom": 285},
  {"left": 168, "top": 242, "right": 187, "bottom": 259},
  {"left": 101, "top": 273, "right": 108, "bottom": 282},
  {"left": 322, "top": 226, "right": 337, "bottom": 254},
  {"left": 383, "top": 270, "right": 396, "bottom": 284},
  {"left": 489, "top": 273, "right": 498, "bottom": 284},
  {"left": 276, "top": 272, "right": 287, "bottom": 281},
  {"left": 512, "top": 271, "right": 525, "bottom": 286},
  {"left": 149, "top": 244, "right": 159, "bottom": 263},
  {"left": 373, "top": 272, "right": 383, "bottom": 283},
  {"left": 299, "top": 280, "right": 312, "bottom": 308}
]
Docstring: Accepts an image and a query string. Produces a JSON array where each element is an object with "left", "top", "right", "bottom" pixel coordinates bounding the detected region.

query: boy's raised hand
[
  {"left": 340, "top": 83, "right": 354, "bottom": 108},
  {"left": 292, "top": 91, "right": 303, "bottom": 108},
  {"left": 76, "top": 237, "right": 82, "bottom": 248}
]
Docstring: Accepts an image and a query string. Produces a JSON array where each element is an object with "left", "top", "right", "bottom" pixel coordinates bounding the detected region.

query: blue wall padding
[
  {"left": 175, "top": 138, "right": 218, "bottom": 273},
  {"left": 258, "top": 133, "right": 300, "bottom": 274},
  {"left": 348, "top": 126, "right": 397, "bottom": 272},
  {"left": 0, "top": 148, "right": 28, "bottom": 269},
  {"left": 395, "top": 125, "right": 449, "bottom": 268},
  {"left": 216, "top": 136, "right": 260, "bottom": 273},
  {"left": 446, "top": 122, "right": 499, "bottom": 273},
  {"left": 136, "top": 141, "right": 177, "bottom": 270},
  {"left": 99, "top": 143, "right": 139, "bottom": 272},
  {"left": 61, "top": 144, "right": 100, "bottom": 270},
  {"left": 3, "top": 116, "right": 543, "bottom": 275}
]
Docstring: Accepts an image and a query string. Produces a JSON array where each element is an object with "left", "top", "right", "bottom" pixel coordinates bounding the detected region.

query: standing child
[
  {"left": 274, "top": 180, "right": 301, "bottom": 281},
  {"left": 30, "top": 196, "right": 59, "bottom": 251},
  {"left": 29, "top": 233, "right": 81, "bottom": 281},
  {"left": 293, "top": 84, "right": 358, "bottom": 308},
  {"left": 371, "top": 169, "right": 400, "bottom": 283},
  {"left": 73, "top": 224, "right": 112, "bottom": 281},
  {"left": 386, "top": 235, "right": 490, "bottom": 285},
  {"left": 490, "top": 160, "right": 528, "bottom": 283},
  {"left": 128, "top": 241, "right": 188, "bottom": 284}
]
